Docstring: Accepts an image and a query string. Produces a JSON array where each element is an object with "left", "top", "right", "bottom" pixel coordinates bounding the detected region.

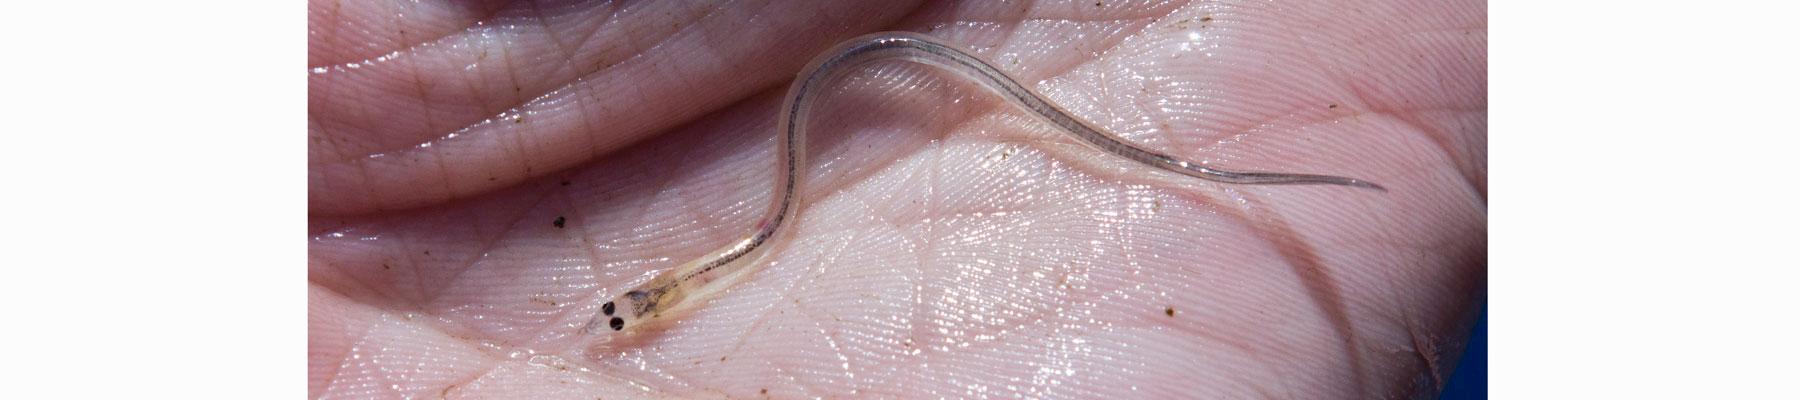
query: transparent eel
[{"left": 586, "top": 31, "right": 1384, "bottom": 336}]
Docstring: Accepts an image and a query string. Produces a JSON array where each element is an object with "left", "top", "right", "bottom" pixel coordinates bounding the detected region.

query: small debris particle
[
  {"left": 514, "top": 116, "right": 524, "bottom": 124},
  {"left": 720, "top": 356, "right": 727, "bottom": 362},
  {"left": 1329, "top": 104, "right": 1339, "bottom": 109},
  {"left": 553, "top": 216, "right": 566, "bottom": 229},
  {"left": 424, "top": 250, "right": 431, "bottom": 255},
  {"left": 1200, "top": 16, "right": 1213, "bottom": 22},
  {"left": 761, "top": 389, "right": 768, "bottom": 395},
  {"left": 488, "top": 177, "right": 497, "bottom": 181},
  {"left": 560, "top": 180, "right": 572, "bottom": 186},
  {"left": 1094, "top": 2, "right": 1101, "bottom": 6},
  {"left": 1166, "top": 307, "right": 1176, "bottom": 317},
  {"left": 381, "top": 263, "right": 390, "bottom": 270},
  {"left": 530, "top": 295, "right": 558, "bottom": 306}
]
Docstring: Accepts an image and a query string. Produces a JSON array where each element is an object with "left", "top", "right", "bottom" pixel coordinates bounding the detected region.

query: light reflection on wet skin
[{"left": 583, "top": 31, "right": 1381, "bottom": 346}]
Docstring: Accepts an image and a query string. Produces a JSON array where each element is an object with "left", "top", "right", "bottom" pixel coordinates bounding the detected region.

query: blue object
[{"left": 1438, "top": 307, "right": 1487, "bottom": 399}]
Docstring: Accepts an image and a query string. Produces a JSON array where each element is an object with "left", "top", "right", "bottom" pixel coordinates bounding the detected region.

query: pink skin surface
[{"left": 309, "top": 0, "right": 1485, "bottom": 398}]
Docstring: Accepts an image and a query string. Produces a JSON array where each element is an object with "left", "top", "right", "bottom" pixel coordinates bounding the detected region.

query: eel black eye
[
  {"left": 602, "top": 301, "right": 615, "bottom": 316},
  {"left": 609, "top": 317, "right": 625, "bottom": 331}
]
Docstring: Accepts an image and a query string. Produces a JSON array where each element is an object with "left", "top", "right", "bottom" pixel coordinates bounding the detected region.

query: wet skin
[{"left": 309, "top": 1, "right": 1486, "bottom": 398}]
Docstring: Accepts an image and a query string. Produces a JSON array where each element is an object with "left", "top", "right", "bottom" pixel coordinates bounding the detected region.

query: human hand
[{"left": 309, "top": 1, "right": 1485, "bottom": 398}]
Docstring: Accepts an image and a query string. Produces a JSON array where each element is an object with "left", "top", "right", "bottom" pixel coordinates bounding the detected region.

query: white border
[
  {"left": 1496, "top": 1, "right": 1800, "bottom": 398},
  {"left": 5, "top": 0, "right": 1799, "bottom": 397},
  {"left": 3, "top": 1, "right": 303, "bottom": 397}
]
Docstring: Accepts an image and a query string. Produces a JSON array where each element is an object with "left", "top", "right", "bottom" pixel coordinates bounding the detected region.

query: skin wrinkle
[
  {"left": 525, "top": 0, "right": 588, "bottom": 71},
  {"left": 1379, "top": 234, "right": 1482, "bottom": 391},
  {"left": 1016, "top": 21, "right": 1155, "bottom": 78},
  {"left": 1288, "top": 21, "right": 1483, "bottom": 172},
  {"left": 710, "top": 261, "right": 812, "bottom": 375},
  {"left": 416, "top": 39, "right": 465, "bottom": 214},
  {"left": 365, "top": 317, "right": 495, "bottom": 398},
  {"left": 678, "top": 194, "right": 986, "bottom": 397},
  {"left": 803, "top": 299, "right": 857, "bottom": 383},
  {"left": 547, "top": 9, "right": 621, "bottom": 166},
  {"left": 1142, "top": 177, "right": 1357, "bottom": 376},
  {"left": 727, "top": 201, "right": 1087, "bottom": 396},
  {"left": 1371, "top": 109, "right": 1485, "bottom": 198},
  {"left": 768, "top": 16, "right": 1160, "bottom": 204},
  {"left": 1242, "top": 192, "right": 1369, "bottom": 395},
  {"left": 387, "top": 217, "right": 431, "bottom": 304},
  {"left": 640, "top": 2, "right": 730, "bottom": 101},
  {"left": 424, "top": 356, "right": 490, "bottom": 400},
  {"left": 666, "top": 183, "right": 713, "bottom": 256},
  {"left": 616, "top": 154, "right": 675, "bottom": 263},
  {"left": 367, "top": 14, "right": 1108, "bottom": 218},
  {"left": 308, "top": 344, "right": 344, "bottom": 398},
  {"left": 306, "top": 0, "right": 511, "bottom": 68},
  {"left": 395, "top": 186, "right": 563, "bottom": 310},
  {"left": 1403, "top": 311, "right": 1445, "bottom": 388},
  {"left": 1350, "top": 27, "right": 1488, "bottom": 45},
  {"left": 1199, "top": 104, "right": 1480, "bottom": 190},
  {"left": 555, "top": 191, "right": 614, "bottom": 313},
  {"left": 1120, "top": 23, "right": 1339, "bottom": 158},
  {"left": 495, "top": 43, "right": 534, "bottom": 181},
  {"left": 946, "top": 0, "right": 1185, "bottom": 25},
  {"left": 1228, "top": 342, "right": 1292, "bottom": 400},
  {"left": 844, "top": 184, "right": 927, "bottom": 251},
  {"left": 310, "top": 293, "right": 366, "bottom": 398},
  {"left": 849, "top": 65, "right": 974, "bottom": 125},
  {"left": 309, "top": 115, "right": 377, "bottom": 210},
  {"left": 810, "top": 232, "right": 914, "bottom": 372},
  {"left": 312, "top": 2, "right": 1483, "bottom": 398},
  {"left": 318, "top": 3, "right": 1173, "bottom": 217},
  {"left": 312, "top": 0, "right": 730, "bottom": 165},
  {"left": 714, "top": 256, "right": 809, "bottom": 358},
  {"left": 500, "top": 94, "right": 1296, "bottom": 396},
  {"left": 614, "top": 141, "right": 713, "bottom": 254},
  {"left": 1155, "top": 304, "right": 1271, "bottom": 363},
  {"left": 317, "top": 259, "right": 410, "bottom": 315},
  {"left": 306, "top": 0, "right": 343, "bottom": 67},
  {"left": 320, "top": 293, "right": 478, "bottom": 396},
  {"left": 622, "top": 27, "right": 1310, "bottom": 302},
  {"left": 1342, "top": 200, "right": 1431, "bottom": 384},
  {"left": 544, "top": 203, "right": 621, "bottom": 335},
  {"left": 1310, "top": 18, "right": 1486, "bottom": 198},
  {"left": 568, "top": 77, "right": 607, "bottom": 162},
  {"left": 454, "top": 45, "right": 495, "bottom": 138},
  {"left": 352, "top": 153, "right": 391, "bottom": 216}
]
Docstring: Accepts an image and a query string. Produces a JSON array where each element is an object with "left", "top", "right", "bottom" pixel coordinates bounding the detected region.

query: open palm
[{"left": 309, "top": 1, "right": 1485, "bottom": 398}]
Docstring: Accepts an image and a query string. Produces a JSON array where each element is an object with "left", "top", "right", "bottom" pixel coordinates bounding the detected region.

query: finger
[
  {"left": 309, "top": 1, "right": 921, "bottom": 216},
  {"left": 309, "top": 0, "right": 1484, "bottom": 397}
]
